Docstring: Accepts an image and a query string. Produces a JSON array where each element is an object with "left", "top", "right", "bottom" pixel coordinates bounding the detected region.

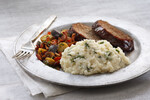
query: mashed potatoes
[{"left": 60, "top": 39, "right": 130, "bottom": 75}]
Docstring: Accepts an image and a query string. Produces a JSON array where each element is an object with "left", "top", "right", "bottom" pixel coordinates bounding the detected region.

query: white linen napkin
[{"left": 0, "top": 25, "right": 77, "bottom": 98}]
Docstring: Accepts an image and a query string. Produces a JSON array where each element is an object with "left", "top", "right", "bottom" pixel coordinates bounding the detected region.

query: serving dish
[{"left": 14, "top": 16, "right": 150, "bottom": 87}]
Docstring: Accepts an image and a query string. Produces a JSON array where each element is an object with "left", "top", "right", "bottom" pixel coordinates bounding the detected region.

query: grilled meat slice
[
  {"left": 68, "top": 23, "right": 101, "bottom": 41},
  {"left": 92, "top": 20, "right": 134, "bottom": 52}
]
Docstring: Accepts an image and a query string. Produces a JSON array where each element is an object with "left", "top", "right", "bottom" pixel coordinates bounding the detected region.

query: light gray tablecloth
[{"left": 0, "top": 0, "right": 150, "bottom": 100}]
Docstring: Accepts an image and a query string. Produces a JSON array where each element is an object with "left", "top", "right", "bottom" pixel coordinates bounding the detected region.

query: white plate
[{"left": 14, "top": 16, "right": 150, "bottom": 87}]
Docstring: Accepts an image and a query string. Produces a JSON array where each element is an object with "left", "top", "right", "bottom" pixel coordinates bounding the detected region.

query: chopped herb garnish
[
  {"left": 99, "top": 41, "right": 104, "bottom": 44},
  {"left": 47, "top": 41, "right": 51, "bottom": 44},
  {"left": 87, "top": 67, "right": 90, "bottom": 72},
  {"left": 76, "top": 55, "right": 85, "bottom": 59},
  {"left": 70, "top": 58, "right": 75, "bottom": 62},
  {"left": 108, "top": 52, "right": 112, "bottom": 56},
  {"left": 93, "top": 49, "right": 97, "bottom": 54},
  {"left": 116, "top": 49, "right": 120, "bottom": 53},
  {"left": 70, "top": 55, "right": 85, "bottom": 62},
  {"left": 106, "top": 51, "right": 112, "bottom": 56},
  {"left": 105, "top": 51, "right": 112, "bottom": 61},
  {"left": 85, "top": 42, "right": 90, "bottom": 48},
  {"left": 98, "top": 56, "right": 101, "bottom": 58},
  {"left": 68, "top": 54, "right": 72, "bottom": 56},
  {"left": 87, "top": 66, "right": 92, "bottom": 72},
  {"left": 106, "top": 57, "right": 112, "bottom": 61},
  {"left": 94, "top": 51, "right": 97, "bottom": 54}
]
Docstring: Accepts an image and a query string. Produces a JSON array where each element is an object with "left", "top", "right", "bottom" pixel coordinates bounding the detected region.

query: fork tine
[
  {"left": 16, "top": 51, "right": 27, "bottom": 59},
  {"left": 21, "top": 52, "right": 32, "bottom": 59},
  {"left": 26, "top": 52, "right": 32, "bottom": 57},
  {"left": 16, "top": 51, "right": 33, "bottom": 59},
  {"left": 12, "top": 51, "right": 23, "bottom": 58},
  {"left": 19, "top": 52, "right": 31, "bottom": 59}
]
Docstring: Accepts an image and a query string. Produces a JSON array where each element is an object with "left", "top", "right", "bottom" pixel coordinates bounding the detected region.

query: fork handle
[{"left": 31, "top": 15, "right": 57, "bottom": 43}]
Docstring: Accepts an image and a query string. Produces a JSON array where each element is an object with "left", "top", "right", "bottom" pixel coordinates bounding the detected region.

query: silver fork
[{"left": 12, "top": 15, "right": 57, "bottom": 59}]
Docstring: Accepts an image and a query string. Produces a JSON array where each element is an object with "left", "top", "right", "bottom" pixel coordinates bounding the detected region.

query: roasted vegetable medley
[{"left": 35, "top": 29, "right": 76, "bottom": 70}]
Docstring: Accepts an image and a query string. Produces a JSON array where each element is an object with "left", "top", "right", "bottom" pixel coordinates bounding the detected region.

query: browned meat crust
[
  {"left": 92, "top": 20, "right": 134, "bottom": 52},
  {"left": 68, "top": 23, "right": 101, "bottom": 41}
]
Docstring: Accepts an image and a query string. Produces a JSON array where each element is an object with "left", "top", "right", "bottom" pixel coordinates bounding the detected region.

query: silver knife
[{"left": 21, "top": 15, "right": 57, "bottom": 50}]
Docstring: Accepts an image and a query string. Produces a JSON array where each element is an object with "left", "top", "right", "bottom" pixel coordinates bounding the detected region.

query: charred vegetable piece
[
  {"left": 36, "top": 54, "right": 42, "bottom": 60},
  {"left": 35, "top": 41, "right": 41, "bottom": 50},
  {"left": 55, "top": 52, "right": 60, "bottom": 56},
  {"left": 45, "top": 45, "right": 49, "bottom": 50},
  {"left": 40, "top": 34, "right": 53, "bottom": 42},
  {"left": 67, "top": 37, "right": 72, "bottom": 43},
  {"left": 71, "top": 33, "right": 76, "bottom": 42},
  {"left": 61, "top": 32, "right": 67, "bottom": 41},
  {"left": 55, "top": 66, "right": 61, "bottom": 70},
  {"left": 61, "top": 29, "right": 68, "bottom": 34},
  {"left": 51, "top": 39, "right": 58, "bottom": 45},
  {"left": 41, "top": 54, "right": 46, "bottom": 60},
  {"left": 36, "top": 41, "right": 41, "bottom": 47},
  {"left": 49, "top": 45, "right": 58, "bottom": 53},
  {"left": 45, "top": 52, "right": 55, "bottom": 58},
  {"left": 51, "top": 30, "right": 62, "bottom": 38},
  {"left": 58, "top": 37, "right": 64, "bottom": 43},
  {"left": 45, "top": 57, "right": 55, "bottom": 65},
  {"left": 47, "top": 32, "right": 51, "bottom": 35},
  {"left": 53, "top": 61, "right": 60, "bottom": 66},
  {"left": 54, "top": 57, "right": 61, "bottom": 61},
  {"left": 53, "top": 57, "right": 61, "bottom": 66},
  {"left": 40, "top": 43, "right": 44, "bottom": 48},
  {"left": 38, "top": 48, "right": 47, "bottom": 55},
  {"left": 58, "top": 42, "right": 69, "bottom": 52}
]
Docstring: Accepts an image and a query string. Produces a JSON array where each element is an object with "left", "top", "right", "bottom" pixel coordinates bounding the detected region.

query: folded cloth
[{"left": 0, "top": 25, "right": 77, "bottom": 98}]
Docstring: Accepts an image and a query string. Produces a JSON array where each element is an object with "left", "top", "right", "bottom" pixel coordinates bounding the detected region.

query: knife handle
[{"left": 31, "top": 15, "right": 57, "bottom": 43}]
